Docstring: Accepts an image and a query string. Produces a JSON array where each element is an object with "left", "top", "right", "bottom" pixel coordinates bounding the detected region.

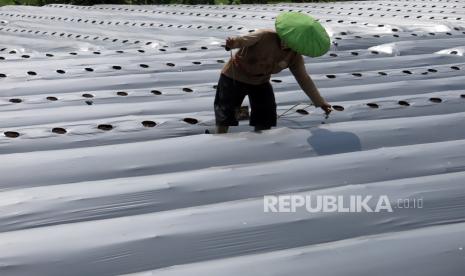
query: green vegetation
[{"left": 0, "top": 0, "right": 341, "bottom": 7}]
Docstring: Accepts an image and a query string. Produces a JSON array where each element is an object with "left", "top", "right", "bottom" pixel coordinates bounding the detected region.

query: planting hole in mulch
[
  {"left": 183, "top": 118, "right": 198, "bottom": 124},
  {"left": 117, "top": 91, "right": 128, "bottom": 96},
  {"left": 85, "top": 68, "right": 94, "bottom": 72},
  {"left": 402, "top": 70, "right": 413, "bottom": 74},
  {"left": 85, "top": 100, "right": 93, "bottom": 105},
  {"left": 296, "top": 109, "right": 309, "bottom": 115},
  {"left": 192, "top": 61, "right": 201, "bottom": 65},
  {"left": 428, "top": 68, "right": 438, "bottom": 73},
  {"left": 460, "top": 94, "right": 465, "bottom": 99},
  {"left": 378, "top": 72, "right": 387, "bottom": 76},
  {"left": 82, "top": 93, "right": 94, "bottom": 98},
  {"left": 56, "top": 69, "right": 65, "bottom": 74},
  {"left": 52, "top": 127, "right": 67, "bottom": 134},
  {"left": 182, "top": 88, "right": 193, "bottom": 93},
  {"left": 4, "top": 131, "right": 20, "bottom": 138},
  {"left": 326, "top": 74, "right": 336, "bottom": 79},
  {"left": 151, "top": 90, "right": 162, "bottom": 95},
  {"left": 352, "top": 73, "right": 362, "bottom": 77},
  {"left": 166, "top": 63, "right": 175, "bottom": 67},
  {"left": 140, "top": 64, "right": 149, "bottom": 68},
  {"left": 451, "top": 66, "right": 460, "bottom": 70},
  {"left": 9, "top": 98, "right": 22, "bottom": 103},
  {"left": 271, "top": 79, "right": 282, "bottom": 83},
  {"left": 98, "top": 124, "right": 113, "bottom": 131},
  {"left": 0, "top": 73, "right": 7, "bottom": 78},
  {"left": 112, "top": 65, "right": 122, "bottom": 70},
  {"left": 367, "top": 103, "right": 379, "bottom": 108},
  {"left": 332, "top": 105, "right": 345, "bottom": 111},
  {"left": 398, "top": 100, "right": 410, "bottom": 106},
  {"left": 47, "top": 96, "right": 58, "bottom": 101},
  {"left": 142, "top": 120, "right": 157, "bottom": 127},
  {"left": 429, "top": 97, "right": 442, "bottom": 103}
]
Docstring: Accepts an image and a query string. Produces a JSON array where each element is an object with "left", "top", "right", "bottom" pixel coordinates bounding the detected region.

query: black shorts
[{"left": 214, "top": 74, "right": 277, "bottom": 127}]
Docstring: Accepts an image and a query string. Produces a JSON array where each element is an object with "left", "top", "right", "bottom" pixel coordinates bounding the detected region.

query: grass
[{"left": 0, "top": 0, "right": 16, "bottom": 5}]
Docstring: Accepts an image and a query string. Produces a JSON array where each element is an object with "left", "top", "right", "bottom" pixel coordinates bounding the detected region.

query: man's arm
[
  {"left": 289, "top": 54, "right": 332, "bottom": 114},
  {"left": 225, "top": 29, "right": 270, "bottom": 49}
]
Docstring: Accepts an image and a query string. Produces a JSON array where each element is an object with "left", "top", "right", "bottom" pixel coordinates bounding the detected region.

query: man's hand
[
  {"left": 225, "top": 37, "right": 236, "bottom": 51},
  {"left": 320, "top": 102, "right": 333, "bottom": 115}
]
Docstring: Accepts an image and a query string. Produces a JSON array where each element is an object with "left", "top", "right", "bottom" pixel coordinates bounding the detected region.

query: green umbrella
[{"left": 275, "top": 12, "right": 331, "bottom": 57}]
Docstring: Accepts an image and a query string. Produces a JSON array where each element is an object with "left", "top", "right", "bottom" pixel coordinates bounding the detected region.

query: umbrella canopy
[{"left": 275, "top": 12, "right": 331, "bottom": 57}]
